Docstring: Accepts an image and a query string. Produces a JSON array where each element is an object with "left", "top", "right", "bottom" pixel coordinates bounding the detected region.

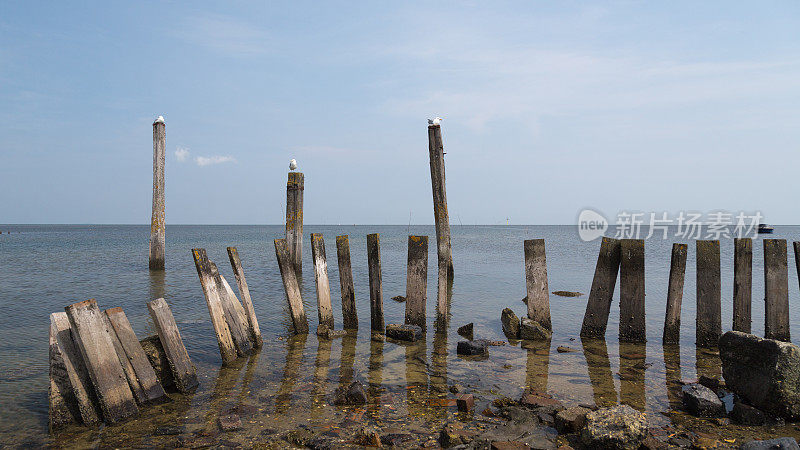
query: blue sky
[{"left": 1, "top": 2, "right": 799, "bottom": 224}]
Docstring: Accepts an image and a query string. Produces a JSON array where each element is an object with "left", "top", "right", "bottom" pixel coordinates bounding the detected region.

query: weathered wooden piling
[
  {"left": 524, "top": 239, "right": 551, "bottom": 330},
  {"left": 733, "top": 238, "right": 752, "bottom": 333},
  {"left": 619, "top": 239, "right": 646, "bottom": 343},
  {"left": 336, "top": 235, "right": 358, "bottom": 329},
  {"left": 49, "top": 312, "right": 100, "bottom": 429},
  {"left": 764, "top": 239, "right": 790, "bottom": 342},
  {"left": 794, "top": 242, "right": 800, "bottom": 304},
  {"left": 580, "top": 237, "right": 621, "bottom": 338},
  {"left": 149, "top": 116, "right": 166, "bottom": 270},
  {"left": 210, "top": 262, "right": 253, "bottom": 357},
  {"left": 227, "top": 247, "right": 262, "bottom": 347},
  {"left": 286, "top": 172, "right": 304, "bottom": 276},
  {"left": 428, "top": 123, "right": 454, "bottom": 322},
  {"left": 367, "top": 233, "right": 385, "bottom": 332},
  {"left": 310, "top": 233, "right": 335, "bottom": 330},
  {"left": 663, "top": 243, "right": 687, "bottom": 344},
  {"left": 104, "top": 308, "right": 166, "bottom": 404},
  {"left": 146, "top": 298, "right": 198, "bottom": 392},
  {"left": 274, "top": 238, "right": 309, "bottom": 334},
  {"left": 64, "top": 299, "right": 138, "bottom": 424},
  {"left": 405, "top": 235, "right": 429, "bottom": 330},
  {"left": 192, "top": 249, "right": 237, "bottom": 364},
  {"left": 696, "top": 240, "right": 721, "bottom": 348}
]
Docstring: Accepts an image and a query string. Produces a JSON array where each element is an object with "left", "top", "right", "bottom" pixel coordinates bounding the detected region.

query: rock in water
[
  {"left": 552, "top": 291, "right": 583, "bottom": 297},
  {"left": 501, "top": 308, "right": 520, "bottom": 339},
  {"left": 457, "top": 339, "right": 488, "bottom": 356},
  {"left": 730, "top": 401, "right": 767, "bottom": 425},
  {"left": 740, "top": 437, "right": 800, "bottom": 450},
  {"left": 385, "top": 323, "right": 423, "bottom": 342},
  {"left": 580, "top": 405, "right": 647, "bottom": 450},
  {"left": 719, "top": 331, "right": 800, "bottom": 419},
  {"left": 391, "top": 295, "right": 406, "bottom": 302},
  {"left": 519, "top": 318, "right": 552, "bottom": 341},
  {"left": 457, "top": 323, "right": 474, "bottom": 340},
  {"left": 681, "top": 383, "right": 724, "bottom": 417},
  {"left": 555, "top": 405, "right": 590, "bottom": 433},
  {"left": 333, "top": 381, "right": 368, "bottom": 405}
]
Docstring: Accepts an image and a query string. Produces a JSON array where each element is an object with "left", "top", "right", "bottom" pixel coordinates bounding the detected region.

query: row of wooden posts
[{"left": 575, "top": 236, "right": 795, "bottom": 347}]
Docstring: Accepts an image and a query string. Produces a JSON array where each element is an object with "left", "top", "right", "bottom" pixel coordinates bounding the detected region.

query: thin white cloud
[
  {"left": 175, "top": 147, "right": 190, "bottom": 162},
  {"left": 195, "top": 155, "right": 236, "bottom": 167},
  {"left": 174, "top": 14, "right": 269, "bottom": 56}
]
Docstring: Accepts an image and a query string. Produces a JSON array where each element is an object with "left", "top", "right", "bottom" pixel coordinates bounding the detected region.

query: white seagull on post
[
  {"left": 289, "top": 158, "right": 298, "bottom": 171},
  {"left": 427, "top": 117, "right": 442, "bottom": 126}
]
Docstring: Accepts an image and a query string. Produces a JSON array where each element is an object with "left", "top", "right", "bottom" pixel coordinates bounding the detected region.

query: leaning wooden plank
[
  {"left": 147, "top": 298, "right": 199, "bottom": 393},
  {"left": 580, "top": 237, "right": 621, "bottom": 338},
  {"left": 219, "top": 273, "right": 250, "bottom": 340},
  {"left": 49, "top": 312, "right": 101, "bottom": 429},
  {"left": 274, "top": 238, "right": 309, "bottom": 334},
  {"left": 227, "top": 247, "right": 263, "bottom": 347},
  {"left": 104, "top": 308, "right": 167, "bottom": 404},
  {"left": 210, "top": 262, "right": 253, "bottom": 357},
  {"left": 65, "top": 299, "right": 138, "bottom": 424},
  {"left": 102, "top": 310, "right": 148, "bottom": 404},
  {"left": 192, "top": 248, "right": 237, "bottom": 365}
]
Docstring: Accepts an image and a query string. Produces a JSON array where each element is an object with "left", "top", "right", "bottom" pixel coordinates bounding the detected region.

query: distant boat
[{"left": 758, "top": 223, "right": 774, "bottom": 234}]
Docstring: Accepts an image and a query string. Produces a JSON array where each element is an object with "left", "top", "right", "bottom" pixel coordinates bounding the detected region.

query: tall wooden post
[
  {"left": 733, "top": 238, "right": 752, "bottom": 333},
  {"left": 764, "top": 239, "right": 790, "bottom": 342},
  {"left": 580, "top": 237, "right": 621, "bottom": 338},
  {"left": 696, "top": 240, "right": 721, "bottom": 348},
  {"left": 367, "top": 233, "right": 385, "bottom": 332},
  {"left": 524, "top": 239, "right": 551, "bottom": 329},
  {"left": 405, "top": 235, "right": 429, "bottom": 330},
  {"left": 619, "top": 239, "right": 646, "bottom": 343},
  {"left": 336, "top": 235, "right": 358, "bottom": 329},
  {"left": 149, "top": 116, "right": 166, "bottom": 270},
  {"left": 663, "top": 243, "right": 687, "bottom": 344},
  {"left": 286, "top": 172, "right": 304, "bottom": 277},
  {"left": 428, "top": 124, "right": 453, "bottom": 322},
  {"left": 274, "top": 239, "right": 309, "bottom": 334},
  {"left": 310, "top": 233, "right": 334, "bottom": 330}
]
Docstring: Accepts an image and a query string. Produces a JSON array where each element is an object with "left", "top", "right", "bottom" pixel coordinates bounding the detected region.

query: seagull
[
  {"left": 154, "top": 115, "right": 165, "bottom": 124},
  {"left": 289, "top": 159, "right": 298, "bottom": 171},
  {"left": 427, "top": 117, "right": 442, "bottom": 126}
]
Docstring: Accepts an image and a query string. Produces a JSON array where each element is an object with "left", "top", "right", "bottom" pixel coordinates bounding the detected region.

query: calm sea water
[{"left": 1, "top": 224, "right": 799, "bottom": 447}]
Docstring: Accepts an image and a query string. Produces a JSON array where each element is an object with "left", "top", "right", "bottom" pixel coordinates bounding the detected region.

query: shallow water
[{"left": 2, "top": 224, "right": 800, "bottom": 446}]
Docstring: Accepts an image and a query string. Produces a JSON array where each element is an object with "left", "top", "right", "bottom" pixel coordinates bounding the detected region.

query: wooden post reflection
[
  {"left": 275, "top": 334, "right": 308, "bottom": 413},
  {"left": 523, "top": 338, "right": 551, "bottom": 394},
  {"left": 430, "top": 328, "right": 449, "bottom": 420},
  {"left": 311, "top": 337, "right": 332, "bottom": 419},
  {"left": 581, "top": 338, "right": 617, "bottom": 407},
  {"left": 405, "top": 340, "right": 430, "bottom": 417},
  {"left": 368, "top": 336, "right": 384, "bottom": 406},
  {"left": 338, "top": 331, "right": 357, "bottom": 387},
  {"left": 695, "top": 346, "right": 721, "bottom": 381},
  {"left": 618, "top": 342, "right": 646, "bottom": 411},
  {"left": 662, "top": 344, "right": 682, "bottom": 410}
]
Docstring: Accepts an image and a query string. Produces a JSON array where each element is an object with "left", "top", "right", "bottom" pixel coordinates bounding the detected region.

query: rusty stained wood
[
  {"left": 524, "top": 239, "right": 551, "bottom": 330},
  {"left": 311, "top": 233, "right": 335, "bottom": 330},
  {"left": 274, "top": 238, "right": 309, "bottom": 334},
  {"left": 149, "top": 118, "right": 166, "bottom": 270},
  {"left": 64, "top": 299, "right": 138, "bottom": 424},
  {"left": 732, "top": 238, "right": 752, "bottom": 333},
  {"left": 49, "top": 312, "right": 101, "bottom": 429},
  {"left": 663, "top": 243, "right": 687, "bottom": 344},
  {"left": 147, "top": 298, "right": 199, "bottom": 393},
  {"left": 367, "top": 233, "right": 385, "bottom": 332},
  {"left": 210, "top": 262, "right": 253, "bottom": 358},
  {"left": 227, "top": 247, "right": 263, "bottom": 347},
  {"left": 764, "top": 239, "right": 790, "bottom": 342},
  {"left": 428, "top": 124, "right": 454, "bottom": 321},
  {"left": 696, "top": 240, "right": 722, "bottom": 348},
  {"left": 192, "top": 248, "right": 237, "bottom": 364},
  {"left": 336, "top": 235, "right": 358, "bottom": 329},
  {"left": 580, "top": 237, "right": 621, "bottom": 339},
  {"left": 104, "top": 307, "right": 166, "bottom": 404},
  {"left": 405, "top": 235, "right": 429, "bottom": 330},
  {"left": 619, "top": 239, "right": 646, "bottom": 343},
  {"left": 285, "top": 172, "right": 304, "bottom": 276}
]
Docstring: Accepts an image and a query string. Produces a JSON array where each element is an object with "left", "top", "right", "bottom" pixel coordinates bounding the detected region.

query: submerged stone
[
  {"left": 457, "top": 322, "right": 474, "bottom": 340},
  {"left": 730, "top": 401, "right": 767, "bottom": 426},
  {"left": 332, "top": 381, "right": 368, "bottom": 406},
  {"left": 519, "top": 318, "right": 552, "bottom": 341},
  {"left": 501, "top": 308, "right": 520, "bottom": 339},
  {"left": 385, "top": 323, "right": 423, "bottom": 342},
  {"left": 681, "top": 383, "right": 724, "bottom": 417},
  {"left": 740, "top": 437, "right": 800, "bottom": 450},
  {"left": 720, "top": 331, "right": 800, "bottom": 419},
  {"left": 457, "top": 339, "right": 488, "bottom": 356},
  {"left": 218, "top": 414, "right": 241, "bottom": 432},
  {"left": 581, "top": 405, "right": 647, "bottom": 450}
]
